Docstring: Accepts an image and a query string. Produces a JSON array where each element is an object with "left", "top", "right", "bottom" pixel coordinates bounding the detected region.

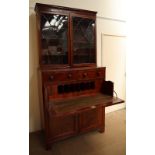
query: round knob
[
  {"left": 91, "top": 105, "right": 96, "bottom": 109},
  {"left": 68, "top": 74, "right": 72, "bottom": 79},
  {"left": 83, "top": 72, "right": 87, "bottom": 78},
  {"left": 49, "top": 75, "right": 54, "bottom": 81}
]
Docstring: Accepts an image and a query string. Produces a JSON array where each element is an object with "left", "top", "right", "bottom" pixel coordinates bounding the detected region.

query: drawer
[
  {"left": 43, "top": 70, "right": 81, "bottom": 82},
  {"left": 78, "top": 70, "right": 96, "bottom": 80},
  {"left": 77, "top": 69, "right": 105, "bottom": 80}
]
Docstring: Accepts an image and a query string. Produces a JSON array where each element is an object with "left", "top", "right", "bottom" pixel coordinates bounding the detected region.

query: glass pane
[
  {"left": 72, "top": 17, "right": 95, "bottom": 64},
  {"left": 41, "top": 13, "right": 68, "bottom": 64}
]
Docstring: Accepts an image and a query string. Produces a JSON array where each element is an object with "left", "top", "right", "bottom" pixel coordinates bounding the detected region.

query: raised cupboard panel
[
  {"left": 49, "top": 114, "right": 77, "bottom": 139},
  {"left": 79, "top": 106, "right": 104, "bottom": 133}
]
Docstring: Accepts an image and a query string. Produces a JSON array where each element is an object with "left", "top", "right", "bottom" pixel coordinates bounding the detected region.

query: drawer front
[
  {"left": 42, "top": 72, "right": 67, "bottom": 82},
  {"left": 43, "top": 71, "right": 79, "bottom": 83},
  {"left": 79, "top": 106, "right": 104, "bottom": 133}
]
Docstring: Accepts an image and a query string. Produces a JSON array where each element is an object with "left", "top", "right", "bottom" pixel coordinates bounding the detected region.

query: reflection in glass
[
  {"left": 73, "top": 17, "right": 95, "bottom": 64},
  {"left": 41, "top": 14, "right": 68, "bottom": 64}
]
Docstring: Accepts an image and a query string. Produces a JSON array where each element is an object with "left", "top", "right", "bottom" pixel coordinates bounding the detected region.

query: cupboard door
[
  {"left": 79, "top": 106, "right": 104, "bottom": 133},
  {"left": 40, "top": 13, "right": 69, "bottom": 65},
  {"left": 72, "top": 15, "right": 96, "bottom": 65},
  {"left": 49, "top": 114, "right": 77, "bottom": 140}
]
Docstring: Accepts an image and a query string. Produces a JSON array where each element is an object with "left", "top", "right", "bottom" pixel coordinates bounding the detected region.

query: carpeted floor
[{"left": 29, "top": 109, "right": 126, "bottom": 155}]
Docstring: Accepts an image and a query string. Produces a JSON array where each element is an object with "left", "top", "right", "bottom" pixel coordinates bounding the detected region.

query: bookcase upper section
[{"left": 35, "top": 3, "right": 97, "bottom": 69}]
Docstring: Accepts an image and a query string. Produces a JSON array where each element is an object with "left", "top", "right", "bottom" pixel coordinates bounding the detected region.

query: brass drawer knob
[
  {"left": 83, "top": 72, "right": 87, "bottom": 78},
  {"left": 49, "top": 75, "right": 54, "bottom": 81},
  {"left": 68, "top": 74, "right": 72, "bottom": 79},
  {"left": 91, "top": 105, "right": 96, "bottom": 109}
]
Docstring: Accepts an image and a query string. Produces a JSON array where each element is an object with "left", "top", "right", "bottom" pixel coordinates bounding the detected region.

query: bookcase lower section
[{"left": 45, "top": 106, "right": 105, "bottom": 149}]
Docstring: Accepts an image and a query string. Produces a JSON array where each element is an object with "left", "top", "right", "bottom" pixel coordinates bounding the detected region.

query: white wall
[
  {"left": 30, "top": 0, "right": 126, "bottom": 20},
  {"left": 29, "top": 8, "right": 41, "bottom": 132},
  {"left": 29, "top": 0, "right": 126, "bottom": 132},
  {"left": 102, "top": 34, "right": 126, "bottom": 112}
]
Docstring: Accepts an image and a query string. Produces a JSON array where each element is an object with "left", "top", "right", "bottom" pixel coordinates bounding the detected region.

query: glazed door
[
  {"left": 71, "top": 14, "right": 96, "bottom": 66},
  {"left": 40, "top": 13, "right": 70, "bottom": 66}
]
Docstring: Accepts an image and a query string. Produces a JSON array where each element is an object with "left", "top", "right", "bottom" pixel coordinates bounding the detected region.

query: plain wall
[{"left": 29, "top": 0, "right": 126, "bottom": 132}]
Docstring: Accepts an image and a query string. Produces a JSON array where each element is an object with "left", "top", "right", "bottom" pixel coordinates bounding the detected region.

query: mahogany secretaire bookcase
[{"left": 34, "top": 3, "right": 124, "bottom": 150}]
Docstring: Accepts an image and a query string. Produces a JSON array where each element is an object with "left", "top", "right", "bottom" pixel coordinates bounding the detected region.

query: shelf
[
  {"left": 42, "top": 38, "right": 67, "bottom": 40},
  {"left": 42, "top": 54, "right": 67, "bottom": 56},
  {"left": 73, "top": 41, "right": 94, "bottom": 44}
]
